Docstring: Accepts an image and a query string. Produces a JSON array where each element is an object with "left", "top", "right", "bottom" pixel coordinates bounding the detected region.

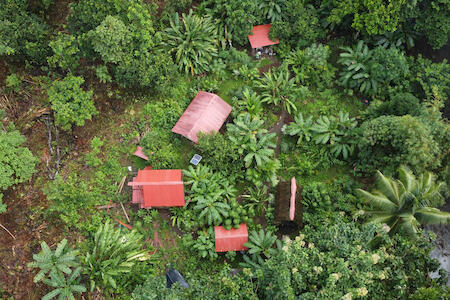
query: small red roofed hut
[
  {"left": 214, "top": 224, "right": 249, "bottom": 252},
  {"left": 128, "top": 168, "right": 185, "bottom": 208},
  {"left": 133, "top": 146, "right": 149, "bottom": 161},
  {"left": 248, "top": 24, "right": 279, "bottom": 49},
  {"left": 172, "top": 91, "right": 232, "bottom": 143}
]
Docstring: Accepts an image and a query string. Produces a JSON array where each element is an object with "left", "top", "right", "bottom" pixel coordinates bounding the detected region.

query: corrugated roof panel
[
  {"left": 172, "top": 91, "right": 232, "bottom": 143},
  {"left": 248, "top": 24, "right": 279, "bottom": 48},
  {"left": 214, "top": 224, "right": 249, "bottom": 252}
]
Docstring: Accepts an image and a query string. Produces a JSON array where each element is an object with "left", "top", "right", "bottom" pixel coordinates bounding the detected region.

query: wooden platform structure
[{"left": 274, "top": 178, "right": 303, "bottom": 233}]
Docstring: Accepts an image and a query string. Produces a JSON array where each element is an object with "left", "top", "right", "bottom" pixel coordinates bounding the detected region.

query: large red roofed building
[
  {"left": 248, "top": 24, "right": 279, "bottom": 49},
  {"left": 214, "top": 224, "right": 249, "bottom": 252},
  {"left": 128, "top": 168, "right": 185, "bottom": 208},
  {"left": 172, "top": 91, "right": 232, "bottom": 143}
]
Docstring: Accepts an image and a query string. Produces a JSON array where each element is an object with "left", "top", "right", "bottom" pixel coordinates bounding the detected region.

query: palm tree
[
  {"left": 162, "top": 10, "right": 218, "bottom": 75},
  {"left": 356, "top": 166, "right": 449, "bottom": 237}
]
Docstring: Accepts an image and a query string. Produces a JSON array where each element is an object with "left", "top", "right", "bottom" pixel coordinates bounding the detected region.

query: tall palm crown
[
  {"left": 163, "top": 10, "right": 218, "bottom": 75},
  {"left": 356, "top": 166, "right": 449, "bottom": 237}
]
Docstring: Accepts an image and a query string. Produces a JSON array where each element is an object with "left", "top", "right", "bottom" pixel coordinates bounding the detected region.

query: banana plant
[
  {"left": 338, "top": 41, "right": 378, "bottom": 96},
  {"left": 41, "top": 268, "right": 86, "bottom": 300},
  {"left": 227, "top": 113, "right": 266, "bottom": 151},
  {"left": 28, "top": 239, "right": 80, "bottom": 283},
  {"left": 194, "top": 195, "right": 231, "bottom": 225},
  {"left": 283, "top": 112, "right": 314, "bottom": 144},
  {"left": 242, "top": 133, "right": 276, "bottom": 168},
  {"left": 238, "top": 89, "right": 263, "bottom": 118}
]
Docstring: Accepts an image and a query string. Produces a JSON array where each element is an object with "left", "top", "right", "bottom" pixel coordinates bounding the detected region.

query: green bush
[
  {"left": 284, "top": 44, "right": 335, "bottom": 89},
  {"left": 364, "top": 93, "right": 423, "bottom": 119},
  {"left": 47, "top": 75, "right": 96, "bottom": 131},
  {"left": 409, "top": 55, "right": 450, "bottom": 100},
  {"left": 357, "top": 115, "right": 440, "bottom": 176},
  {"left": 271, "top": 0, "right": 324, "bottom": 51},
  {"left": 0, "top": 0, "right": 50, "bottom": 63},
  {"left": 415, "top": 0, "right": 450, "bottom": 49},
  {"left": 47, "top": 33, "right": 81, "bottom": 71}
]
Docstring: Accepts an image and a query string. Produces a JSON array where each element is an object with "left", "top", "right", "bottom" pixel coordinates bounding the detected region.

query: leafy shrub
[
  {"left": 47, "top": 33, "right": 81, "bottom": 71},
  {"left": 183, "top": 228, "right": 218, "bottom": 260},
  {"left": 195, "top": 132, "right": 242, "bottom": 176},
  {"left": 163, "top": 10, "right": 218, "bottom": 75},
  {"left": 255, "top": 221, "right": 444, "bottom": 299},
  {"left": 409, "top": 55, "right": 450, "bottom": 100},
  {"left": 0, "top": 119, "right": 37, "bottom": 192},
  {"left": 271, "top": 0, "right": 325, "bottom": 50},
  {"left": 47, "top": 75, "right": 96, "bottom": 131},
  {"left": 0, "top": 0, "right": 50, "bottom": 63},
  {"left": 200, "top": 0, "right": 258, "bottom": 46},
  {"left": 415, "top": 0, "right": 450, "bottom": 49},
  {"left": 284, "top": 44, "right": 335, "bottom": 89},
  {"left": 81, "top": 220, "right": 152, "bottom": 292},
  {"left": 364, "top": 92, "right": 423, "bottom": 119},
  {"left": 357, "top": 115, "right": 440, "bottom": 176}
]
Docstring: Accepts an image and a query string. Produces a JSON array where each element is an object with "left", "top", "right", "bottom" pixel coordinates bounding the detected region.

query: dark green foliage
[
  {"left": 47, "top": 75, "right": 96, "bottom": 131},
  {"left": 415, "top": 0, "right": 450, "bottom": 49},
  {"left": 200, "top": 0, "right": 258, "bottom": 46},
  {"left": 409, "top": 55, "right": 450, "bottom": 100},
  {"left": 255, "top": 220, "right": 444, "bottom": 299},
  {"left": 195, "top": 132, "right": 242, "bottom": 176},
  {"left": 271, "top": 0, "right": 325, "bottom": 50},
  {"left": 132, "top": 265, "right": 258, "bottom": 299},
  {"left": 357, "top": 115, "right": 440, "bottom": 176},
  {"left": 0, "top": 0, "right": 50, "bottom": 63},
  {"left": 284, "top": 44, "right": 336, "bottom": 89},
  {"left": 81, "top": 220, "right": 152, "bottom": 292},
  {"left": 365, "top": 92, "right": 423, "bottom": 119},
  {"left": 183, "top": 228, "right": 218, "bottom": 260}
]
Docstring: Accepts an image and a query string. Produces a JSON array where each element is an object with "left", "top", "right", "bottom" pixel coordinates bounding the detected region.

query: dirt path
[{"left": 269, "top": 110, "right": 288, "bottom": 158}]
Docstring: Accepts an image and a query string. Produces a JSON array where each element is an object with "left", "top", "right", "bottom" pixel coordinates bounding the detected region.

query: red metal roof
[
  {"left": 172, "top": 91, "right": 232, "bottom": 143},
  {"left": 134, "top": 146, "right": 149, "bottom": 160},
  {"left": 248, "top": 24, "right": 279, "bottom": 48},
  {"left": 128, "top": 169, "right": 185, "bottom": 208},
  {"left": 214, "top": 224, "right": 249, "bottom": 252}
]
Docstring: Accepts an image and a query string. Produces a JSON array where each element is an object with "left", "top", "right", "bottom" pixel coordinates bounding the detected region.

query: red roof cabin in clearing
[
  {"left": 172, "top": 91, "right": 232, "bottom": 143},
  {"left": 128, "top": 168, "right": 185, "bottom": 208},
  {"left": 248, "top": 24, "right": 279, "bottom": 49},
  {"left": 214, "top": 224, "right": 249, "bottom": 252}
]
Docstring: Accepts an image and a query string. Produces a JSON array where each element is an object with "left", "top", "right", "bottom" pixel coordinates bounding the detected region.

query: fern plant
[
  {"left": 41, "top": 268, "right": 86, "bottom": 300},
  {"left": 28, "top": 239, "right": 79, "bottom": 283},
  {"left": 82, "top": 220, "right": 152, "bottom": 292}
]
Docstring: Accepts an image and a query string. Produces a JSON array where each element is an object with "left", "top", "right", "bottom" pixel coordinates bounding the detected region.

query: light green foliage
[
  {"left": 201, "top": 0, "right": 258, "bottom": 46},
  {"left": 194, "top": 196, "right": 231, "bottom": 226},
  {"left": 163, "top": 10, "right": 218, "bottom": 75},
  {"left": 255, "top": 221, "right": 444, "bottom": 299},
  {"left": 329, "top": 0, "right": 410, "bottom": 35},
  {"left": 47, "top": 75, "right": 96, "bottom": 131},
  {"left": 81, "top": 220, "right": 152, "bottom": 292},
  {"left": 85, "top": 137, "right": 104, "bottom": 167},
  {"left": 357, "top": 115, "right": 440, "bottom": 175},
  {"left": 258, "top": 0, "right": 285, "bottom": 22},
  {"left": 284, "top": 44, "right": 335, "bottom": 89},
  {"left": 95, "top": 65, "right": 112, "bottom": 84},
  {"left": 409, "top": 55, "right": 450, "bottom": 100},
  {"left": 184, "top": 228, "right": 218, "bottom": 260},
  {"left": 41, "top": 267, "right": 86, "bottom": 300},
  {"left": 236, "top": 89, "right": 263, "bottom": 118},
  {"left": 27, "top": 239, "right": 80, "bottom": 283},
  {"left": 244, "top": 229, "right": 281, "bottom": 258},
  {"left": 258, "top": 68, "right": 303, "bottom": 114},
  {"left": 271, "top": 0, "right": 324, "bottom": 50},
  {"left": 89, "top": 15, "right": 131, "bottom": 64},
  {"left": 0, "top": 0, "right": 50, "bottom": 63},
  {"left": 48, "top": 33, "right": 80, "bottom": 71},
  {"left": 357, "top": 166, "right": 449, "bottom": 237},
  {"left": 0, "top": 122, "right": 37, "bottom": 191}
]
